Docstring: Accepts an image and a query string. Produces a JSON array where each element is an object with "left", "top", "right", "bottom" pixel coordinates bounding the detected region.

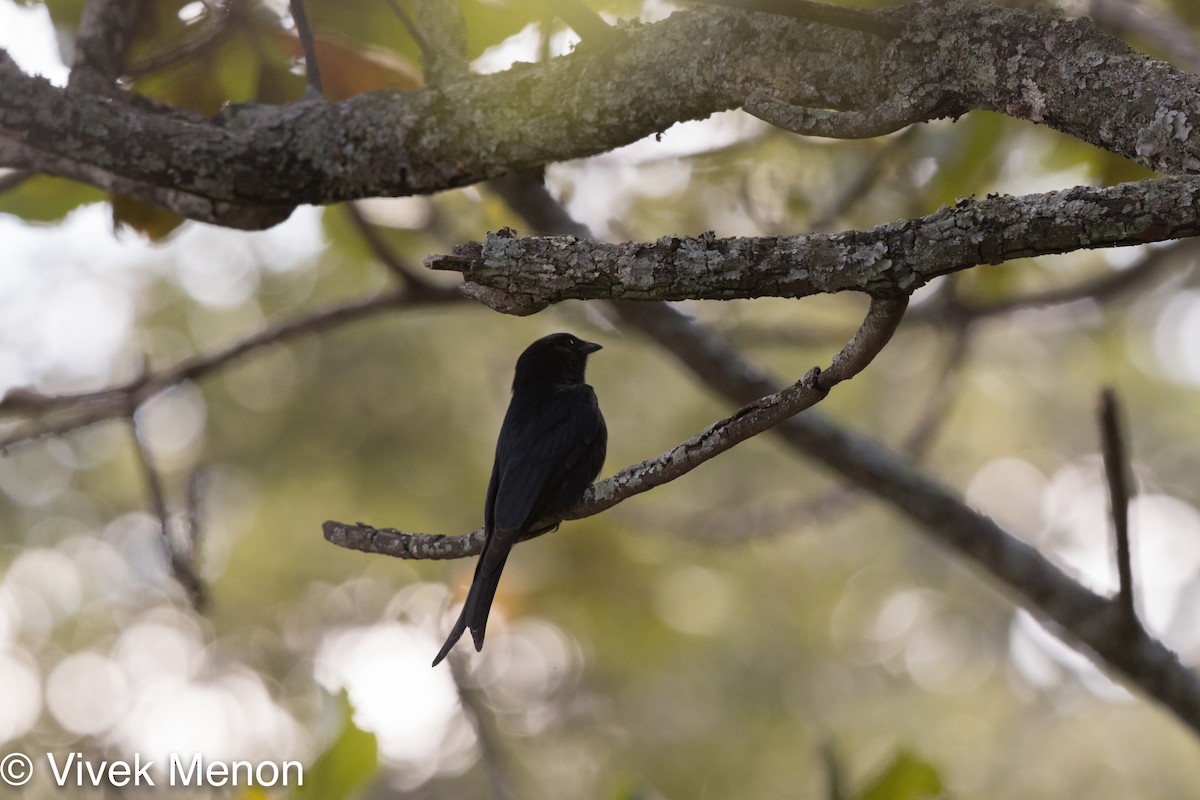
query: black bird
[{"left": 432, "top": 332, "right": 607, "bottom": 666}]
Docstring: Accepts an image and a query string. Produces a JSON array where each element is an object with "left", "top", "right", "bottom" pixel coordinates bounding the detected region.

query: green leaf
[
  {"left": 293, "top": 691, "right": 379, "bottom": 800},
  {"left": 0, "top": 175, "right": 106, "bottom": 223},
  {"left": 859, "top": 751, "right": 943, "bottom": 800}
]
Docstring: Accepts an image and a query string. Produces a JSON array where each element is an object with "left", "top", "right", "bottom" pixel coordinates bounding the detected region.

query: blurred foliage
[{"left": 3, "top": 1, "right": 1200, "bottom": 800}]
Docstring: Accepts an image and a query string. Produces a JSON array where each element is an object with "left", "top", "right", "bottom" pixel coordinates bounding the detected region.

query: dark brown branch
[
  {"left": 1099, "top": 388, "right": 1138, "bottom": 627},
  {"left": 427, "top": 178, "right": 1200, "bottom": 314}
]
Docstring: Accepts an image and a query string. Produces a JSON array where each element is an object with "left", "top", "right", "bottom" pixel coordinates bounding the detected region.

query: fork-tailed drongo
[{"left": 432, "top": 332, "right": 607, "bottom": 666}]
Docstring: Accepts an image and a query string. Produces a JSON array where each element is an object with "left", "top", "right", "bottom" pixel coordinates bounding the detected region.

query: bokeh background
[{"left": 3, "top": 0, "right": 1200, "bottom": 797}]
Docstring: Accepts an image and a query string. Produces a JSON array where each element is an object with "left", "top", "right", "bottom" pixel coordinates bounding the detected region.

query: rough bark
[
  {"left": 3, "top": 0, "right": 1200, "bottom": 227},
  {"left": 426, "top": 177, "right": 1200, "bottom": 312}
]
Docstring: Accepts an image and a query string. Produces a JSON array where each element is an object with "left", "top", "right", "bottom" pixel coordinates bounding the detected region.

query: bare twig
[
  {"left": 126, "top": 0, "right": 237, "bottom": 78},
  {"left": 342, "top": 202, "right": 446, "bottom": 294},
  {"left": 1099, "top": 388, "right": 1139, "bottom": 627},
  {"left": 128, "top": 415, "right": 208, "bottom": 610},
  {"left": 1, "top": 286, "right": 459, "bottom": 450},
  {"left": 382, "top": 0, "right": 432, "bottom": 65},
  {"left": 650, "top": 322, "right": 972, "bottom": 544},
  {"left": 549, "top": 0, "right": 617, "bottom": 43},
  {"left": 70, "top": 0, "right": 148, "bottom": 92},
  {"left": 810, "top": 127, "right": 918, "bottom": 232},
  {"left": 289, "top": 0, "right": 324, "bottom": 97}
]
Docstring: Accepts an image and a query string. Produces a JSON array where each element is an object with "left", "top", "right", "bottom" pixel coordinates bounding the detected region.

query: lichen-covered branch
[
  {"left": 3, "top": 0, "right": 1200, "bottom": 225},
  {"left": 426, "top": 177, "right": 1200, "bottom": 314},
  {"left": 323, "top": 295, "right": 908, "bottom": 558}
]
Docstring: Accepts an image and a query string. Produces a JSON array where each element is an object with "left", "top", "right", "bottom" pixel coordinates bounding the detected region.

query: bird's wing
[{"left": 490, "top": 384, "right": 603, "bottom": 538}]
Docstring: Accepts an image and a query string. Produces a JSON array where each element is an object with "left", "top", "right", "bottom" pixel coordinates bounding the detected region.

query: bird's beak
[{"left": 579, "top": 341, "right": 603, "bottom": 355}]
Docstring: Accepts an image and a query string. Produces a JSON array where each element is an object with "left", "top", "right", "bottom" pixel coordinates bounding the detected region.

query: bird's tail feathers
[
  {"left": 431, "top": 546, "right": 510, "bottom": 666},
  {"left": 431, "top": 605, "right": 469, "bottom": 667},
  {"left": 466, "top": 550, "right": 509, "bottom": 652}
]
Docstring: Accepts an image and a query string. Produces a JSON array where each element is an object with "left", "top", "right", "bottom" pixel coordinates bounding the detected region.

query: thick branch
[
  {"left": 427, "top": 177, "right": 1200, "bottom": 313},
  {"left": 4, "top": 0, "right": 1200, "bottom": 223}
]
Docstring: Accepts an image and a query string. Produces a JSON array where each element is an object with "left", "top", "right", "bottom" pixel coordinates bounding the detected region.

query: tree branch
[
  {"left": 323, "top": 294, "right": 906, "bottom": 556},
  {"left": 4, "top": 0, "right": 1200, "bottom": 223},
  {"left": 426, "top": 177, "right": 1200, "bottom": 314},
  {"left": 69, "top": 0, "right": 148, "bottom": 92},
  {"left": 1099, "top": 388, "right": 1138, "bottom": 627},
  {"left": 128, "top": 414, "right": 208, "bottom": 610},
  {"left": 0, "top": 286, "right": 459, "bottom": 450},
  {"left": 610, "top": 300, "right": 1200, "bottom": 738},
  {"left": 411, "top": 0, "right": 468, "bottom": 83}
]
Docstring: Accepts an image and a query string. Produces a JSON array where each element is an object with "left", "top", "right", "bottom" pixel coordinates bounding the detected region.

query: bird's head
[{"left": 512, "top": 332, "right": 602, "bottom": 390}]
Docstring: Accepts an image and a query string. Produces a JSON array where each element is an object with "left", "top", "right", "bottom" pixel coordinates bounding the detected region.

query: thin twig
[
  {"left": 128, "top": 414, "right": 208, "bottom": 610},
  {"left": 69, "top": 0, "right": 148, "bottom": 92},
  {"left": 641, "top": 321, "right": 971, "bottom": 544},
  {"left": 342, "top": 202, "right": 445, "bottom": 293},
  {"left": 126, "top": 0, "right": 237, "bottom": 78},
  {"left": 810, "top": 127, "right": 918, "bottom": 232},
  {"left": 1, "top": 286, "right": 460, "bottom": 450},
  {"left": 382, "top": 0, "right": 432, "bottom": 65},
  {"left": 289, "top": 0, "right": 323, "bottom": 97},
  {"left": 549, "top": 0, "right": 617, "bottom": 43},
  {"left": 1099, "top": 388, "right": 1138, "bottom": 627}
]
